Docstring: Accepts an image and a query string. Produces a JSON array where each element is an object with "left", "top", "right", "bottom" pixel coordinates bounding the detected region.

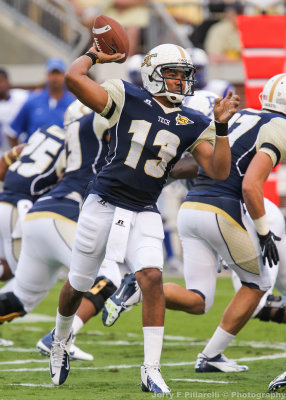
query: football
[{"left": 92, "top": 15, "right": 129, "bottom": 63}]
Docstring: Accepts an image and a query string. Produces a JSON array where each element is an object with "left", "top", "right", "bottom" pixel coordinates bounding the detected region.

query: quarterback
[{"left": 49, "top": 42, "right": 239, "bottom": 393}]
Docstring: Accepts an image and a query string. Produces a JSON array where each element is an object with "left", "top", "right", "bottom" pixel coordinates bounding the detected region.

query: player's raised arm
[
  {"left": 193, "top": 91, "right": 240, "bottom": 180},
  {"left": 65, "top": 48, "right": 122, "bottom": 114}
]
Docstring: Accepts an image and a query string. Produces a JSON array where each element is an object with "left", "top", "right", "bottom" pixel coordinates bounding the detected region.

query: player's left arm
[
  {"left": 192, "top": 136, "right": 230, "bottom": 180},
  {"left": 192, "top": 90, "right": 239, "bottom": 180}
]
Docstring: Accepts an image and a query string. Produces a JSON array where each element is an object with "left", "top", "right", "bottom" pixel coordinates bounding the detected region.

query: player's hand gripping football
[
  {"left": 86, "top": 46, "right": 123, "bottom": 64},
  {"left": 213, "top": 90, "right": 240, "bottom": 124}
]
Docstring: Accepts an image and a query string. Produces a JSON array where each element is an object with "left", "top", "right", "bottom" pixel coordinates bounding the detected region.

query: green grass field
[{"left": 0, "top": 276, "right": 285, "bottom": 400}]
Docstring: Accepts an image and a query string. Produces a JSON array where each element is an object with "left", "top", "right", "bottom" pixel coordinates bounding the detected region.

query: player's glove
[{"left": 257, "top": 231, "right": 281, "bottom": 268}]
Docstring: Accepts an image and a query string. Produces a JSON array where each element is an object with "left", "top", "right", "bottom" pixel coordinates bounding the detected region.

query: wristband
[
  {"left": 253, "top": 214, "right": 269, "bottom": 236},
  {"left": 3, "top": 152, "right": 13, "bottom": 166},
  {"left": 12, "top": 146, "right": 19, "bottom": 159},
  {"left": 215, "top": 121, "right": 228, "bottom": 137},
  {"left": 84, "top": 52, "right": 99, "bottom": 65}
]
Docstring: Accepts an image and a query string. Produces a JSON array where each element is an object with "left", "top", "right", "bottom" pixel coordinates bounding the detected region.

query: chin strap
[{"left": 153, "top": 92, "right": 183, "bottom": 105}]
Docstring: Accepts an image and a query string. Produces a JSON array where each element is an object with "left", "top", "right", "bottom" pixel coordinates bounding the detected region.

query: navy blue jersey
[
  {"left": 91, "top": 80, "right": 214, "bottom": 212},
  {"left": 186, "top": 109, "right": 286, "bottom": 202},
  {"left": 0, "top": 125, "right": 65, "bottom": 206},
  {"left": 30, "top": 112, "right": 109, "bottom": 221}
]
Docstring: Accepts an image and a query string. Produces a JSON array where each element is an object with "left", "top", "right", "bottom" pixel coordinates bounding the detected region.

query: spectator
[
  {"left": 0, "top": 68, "right": 28, "bottom": 156},
  {"left": 204, "top": 3, "right": 243, "bottom": 64},
  {"left": 69, "top": 0, "right": 150, "bottom": 56},
  {"left": 158, "top": 0, "right": 204, "bottom": 26},
  {"left": 102, "top": 0, "right": 150, "bottom": 56},
  {"left": 9, "top": 58, "right": 75, "bottom": 145}
]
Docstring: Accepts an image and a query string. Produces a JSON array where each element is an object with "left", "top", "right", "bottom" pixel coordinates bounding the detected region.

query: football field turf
[{"left": 0, "top": 276, "right": 285, "bottom": 399}]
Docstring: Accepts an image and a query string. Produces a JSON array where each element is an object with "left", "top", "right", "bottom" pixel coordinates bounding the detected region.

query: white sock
[
  {"left": 202, "top": 326, "right": 235, "bottom": 359},
  {"left": 72, "top": 314, "right": 84, "bottom": 335},
  {"left": 55, "top": 309, "right": 75, "bottom": 340},
  {"left": 143, "top": 326, "right": 164, "bottom": 366}
]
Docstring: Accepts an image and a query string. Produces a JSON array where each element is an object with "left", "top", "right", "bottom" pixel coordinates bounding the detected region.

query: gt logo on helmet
[{"left": 141, "top": 54, "right": 157, "bottom": 67}]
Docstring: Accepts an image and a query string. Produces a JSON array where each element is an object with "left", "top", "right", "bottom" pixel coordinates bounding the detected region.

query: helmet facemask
[
  {"left": 154, "top": 64, "right": 196, "bottom": 104},
  {"left": 141, "top": 44, "right": 196, "bottom": 105}
]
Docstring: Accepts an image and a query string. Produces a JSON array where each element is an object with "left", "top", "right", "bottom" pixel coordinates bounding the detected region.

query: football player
[
  {"left": 103, "top": 77, "right": 286, "bottom": 374},
  {"left": 48, "top": 42, "right": 239, "bottom": 392},
  {"left": 0, "top": 126, "right": 65, "bottom": 281},
  {"left": 232, "top": 198, "right": 286, "bottom": 324},
  {"left": 0, "top": 103, "right": 125, "bottom": 361},
  {"left": 126, "top": 53, "right": 187, "bottom": 272}
]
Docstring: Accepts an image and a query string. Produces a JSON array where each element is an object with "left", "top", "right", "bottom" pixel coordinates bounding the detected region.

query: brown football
[{"left": 92, "top": 15, "right": 129, "bottom": 63}]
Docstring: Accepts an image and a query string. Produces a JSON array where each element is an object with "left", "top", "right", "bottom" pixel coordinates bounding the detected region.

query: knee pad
[
  {"left": 0, "top": 292, "right": 26, "bottom": 324},
  {"left": 83, "top": 276, "right": 117, "bottom": 315},
  {"left": 256, "top": 295, "right": 286, "bottom": 324}
]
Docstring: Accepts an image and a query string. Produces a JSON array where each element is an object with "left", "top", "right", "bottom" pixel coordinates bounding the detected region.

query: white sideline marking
[
  {"left": 0, "top": 359, "right": 47, "bottom": 365},
  {"left": 2, "top": 352, "right": 286, "bottom": 371},
  {"left": 12, "top": 314, "right": 55, "bottom": 323},
  {"left": 9, "top": 383, "right": 54, "bottom": 388},
  {"left": 0, "top": 339, "right": 14, "bottom": 346},
  {"left": 77, "top": 339, "right": 286, "bottom": 351},
  {"left": 0, "top": 348, "right": 37, "bottom": 353},
  {"left": 171, "top": 379, "right": 234, "bottom": 384}
]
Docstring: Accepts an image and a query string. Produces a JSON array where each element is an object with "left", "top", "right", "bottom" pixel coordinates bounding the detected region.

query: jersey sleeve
[
  {"left": 99, "top": 79, "right": 125, "bottom": 129},
  {"left": 188, "top": 120, "right": 216, "bottom": 153},
  {"left": 256, "top": 117, "right": 286, "bottom": 167}
]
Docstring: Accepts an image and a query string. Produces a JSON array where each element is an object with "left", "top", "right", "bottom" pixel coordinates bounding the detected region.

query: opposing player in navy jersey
[
  {"left": 49, "top": 42, "right": 239, "bottom": 392},
  {"left": 0, "top": 125, "right": 65, "bottom": 281}
]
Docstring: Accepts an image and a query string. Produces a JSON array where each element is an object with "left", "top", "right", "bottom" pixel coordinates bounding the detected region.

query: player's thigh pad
[
  {"left": 126, "top": 211, "right": 164, "bottom": 272},
  {"left": 0, "top": 202, "right": 20, "bottom": 273},
  {"left": 98, "top": 259, "right": 122, "bottom": 289},
  {"left": 69, "top": 194, "right": 114, "bottom": 292},
  {"left": 178, "top": 208, "right": 218, "bottom": 311},
  {"left": 14, "top": 217, "right": 76, "bottom": 312},
  {"left": 178, "top": 206, "right": 271, "bottom": 291}
]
